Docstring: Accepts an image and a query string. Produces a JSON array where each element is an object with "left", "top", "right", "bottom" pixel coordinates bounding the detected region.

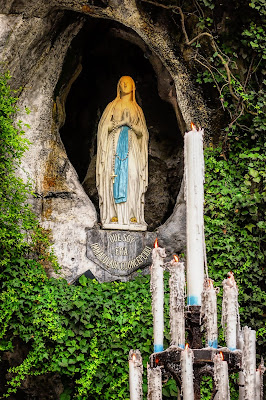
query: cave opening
[{"left": 57, "top": 18, "right": 183, "bottom": 230}]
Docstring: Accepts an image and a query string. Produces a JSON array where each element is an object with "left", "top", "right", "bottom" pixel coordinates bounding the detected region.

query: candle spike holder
[
  {"left": 185, "top": 305, "right": 202, "bottom": 349},
  {"left": 149, "top": 304, "right": 243, "bottom": 400}
]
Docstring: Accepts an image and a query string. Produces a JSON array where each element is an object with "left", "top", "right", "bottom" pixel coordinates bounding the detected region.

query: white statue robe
[{"left": 96, "top": 98, "right": 149, "bottom": 229}]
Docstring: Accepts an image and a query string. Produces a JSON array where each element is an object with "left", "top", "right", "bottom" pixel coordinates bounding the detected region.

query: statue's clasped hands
[
  {"left": 112, "top": 108, "right": 133, "bottom": 131},
  {"left": 111, "top": 108, "right": 142, "bottom": 137},
  {"left": 121, "top": 108, "right": 132, "bottom": 128}
]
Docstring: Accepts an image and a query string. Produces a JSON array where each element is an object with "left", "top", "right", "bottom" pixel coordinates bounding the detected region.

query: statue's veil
[{"left": 116, "top": 76, "right": 136, "bottom": 102}]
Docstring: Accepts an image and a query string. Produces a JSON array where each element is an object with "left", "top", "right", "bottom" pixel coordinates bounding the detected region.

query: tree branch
[
  {"left": 55, "top": 1, "right": 113, "bottom": 19},
  {"left": 244, "top": 53, "right": 255, "bottom": 89},
  {"left": 186, "top": 31, "right": 213, "bottom": 46},
  {"left": 193, "top": 56, "right": 224, "bottom": 103},
  {"left": 139, "top": 0, "right": 180, "bottom": 10},
  {"left": 140, "top": 0, "right": 260, "bottom": 120},
  {"left": 140, "top": 0, "right": 241, "bottom": 103},
  {"left": 229, "top": 103, "right": 245, "bottom": 128}
]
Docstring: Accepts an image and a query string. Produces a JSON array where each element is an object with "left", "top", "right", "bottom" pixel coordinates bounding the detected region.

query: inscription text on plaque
[{"left": 86, "top": 230, "right": 155, "bottom": 278}]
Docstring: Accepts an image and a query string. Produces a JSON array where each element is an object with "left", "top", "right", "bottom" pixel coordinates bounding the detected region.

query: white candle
[
  {"left": 255, "top": 359, "right": 265, "bottom": 400},
  {"left": 237, "top": 330, "right": 245, "bottom": 400},
  {"left": 129, "top": 350, "right": 143, "bottom": 400},
  {"left": 181, "top": 344, "right": 194, "bottom": 400},
  {"left": 147, "top": 364, "right": 162, "bottom": 400},
  {"left": 168, "top": 255, "right": 185, "bottom": 348},
  {"left": 255, "top": 370, "right": 261, "bottom": 400},
  {"left": 221, "top": 272, "right": 240, "bottom": 350},
  {"left": 201, "top": 278, "right": 218, "bottom": 348},
  {"left": 242, "top": 326, "right": 256, "bottom": 399},
  {"left": 184, "top": 123, "right": 205, "bottom": 306},
  {"left": 213, "top": 352, "right": 230, "bottom": 400},
  {"left": 150, "top": 239, "right": 166, "bottom": 353}
]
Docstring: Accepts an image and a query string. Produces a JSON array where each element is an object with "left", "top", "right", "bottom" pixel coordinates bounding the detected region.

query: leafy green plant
[
  {"left": 0, "top": 72, "right": 57, "bottom": 273},
  {"left": 204, "top": 141, "right": 266, "bottom": 348}
]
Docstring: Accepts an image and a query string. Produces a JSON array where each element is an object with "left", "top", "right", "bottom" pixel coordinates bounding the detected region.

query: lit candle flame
[
  {"left": 132, "top": 353, "right": 136, "bottom": 361},
  {"left": 228, "top": 271, "right": 235, "bottom": 279},
  {"left": 208, "top": 279, "right": 213, "bottom": 288},
  {"left": 154, "top": 238, "right": 159, "bottom": 248},
  {"left": 219, "top": 351, "right": 224, "bottom": 361},
  {"left": 185, "top": 343, "right": 189, "bottom": 350},
  {"left": 173, "top": 254, "right": 179, "bottom": 262},
  {"left": 227, "top": 271, "right": 237, "bottom": 287},
  {"left": 191, "top": 122, "right": 197, "bottom": 131}
]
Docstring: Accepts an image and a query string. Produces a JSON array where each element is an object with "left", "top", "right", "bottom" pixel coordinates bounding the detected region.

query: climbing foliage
[
  {"left": 205, "top": 141, "right": 266, "bottom": 349},
  {"left": 0, "top": 0, "right": 265, "bottom": 398},
  {"left": 0, "top": 72, "right": 57, "bottom": 273},
  {"left": 0, "top": 76, "right": 265, "bottom": 400},
  {"left": 0, "top": 72, "right": 33, "bottom": 265}
]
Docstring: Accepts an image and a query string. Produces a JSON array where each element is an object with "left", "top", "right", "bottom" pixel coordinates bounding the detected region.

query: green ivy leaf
[{"left": 79, "top": 275, "right": 87, "bottom": 287}]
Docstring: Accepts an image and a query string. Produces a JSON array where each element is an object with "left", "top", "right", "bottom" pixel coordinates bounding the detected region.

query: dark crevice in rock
[
  {"left": 34, "top": 192, "right": 75, "bottom": 199},
  {"left": 49, "top": 10, "right": 81, "bottom": 48},
  {"left": 56, "top": 18, "right": 184, "bottom": 230}
]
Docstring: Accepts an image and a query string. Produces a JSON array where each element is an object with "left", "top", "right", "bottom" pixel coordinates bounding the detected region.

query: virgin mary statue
[{"left": 96, "top": 76, "right": 149, "bottom": 231}]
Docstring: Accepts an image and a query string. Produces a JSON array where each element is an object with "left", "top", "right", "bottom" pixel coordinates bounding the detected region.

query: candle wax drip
[
  {"left": 147, "top": 365, "right": 162, "bottom": 400},
  {"left": 201, "top": 278, "right": 218, "bottom": 348},
  {"left": 221, "top": 275, "right": 240, "bottom": 350},
  {"left": 169, "top": 260, "right": 185, "bottom": 348}
]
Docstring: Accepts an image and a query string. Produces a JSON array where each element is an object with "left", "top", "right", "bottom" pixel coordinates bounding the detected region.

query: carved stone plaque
[{"left": 86, "top": 229, "right": 156, "bottom": 277}]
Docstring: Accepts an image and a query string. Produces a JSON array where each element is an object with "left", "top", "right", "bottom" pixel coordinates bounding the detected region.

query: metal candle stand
[
  {"left": 149, "top": 306, "right": 242, "bottom": 399},
  {"left": 128, "top": 123, "right": 264, "bottom": 399}
]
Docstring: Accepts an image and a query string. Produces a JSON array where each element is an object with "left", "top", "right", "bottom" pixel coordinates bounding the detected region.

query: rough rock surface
[
  {"left": 158, "top": 180, "right": 186, "bottom": 257},
  {"left": 0, "top": 0, "right": 211, "bottom": 282},
  {"left": 145, "top": 157, "right": 170, "bottom": 230},
  {"left": 0, "top": 12, "right": 99, "bottom": 282}
]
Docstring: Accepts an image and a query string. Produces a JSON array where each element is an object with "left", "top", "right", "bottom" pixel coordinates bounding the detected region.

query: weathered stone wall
[
  {"left": 0, "top": 11, "right": 99, "bottom": 282},
  {"left": 0, "top": 0, "right": 211, "bottom": 282}
]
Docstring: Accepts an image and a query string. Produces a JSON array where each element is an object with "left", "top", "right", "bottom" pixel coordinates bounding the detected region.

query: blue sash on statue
[{"left": 113, "top": 125, "right": 129, "bottom": 204}]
